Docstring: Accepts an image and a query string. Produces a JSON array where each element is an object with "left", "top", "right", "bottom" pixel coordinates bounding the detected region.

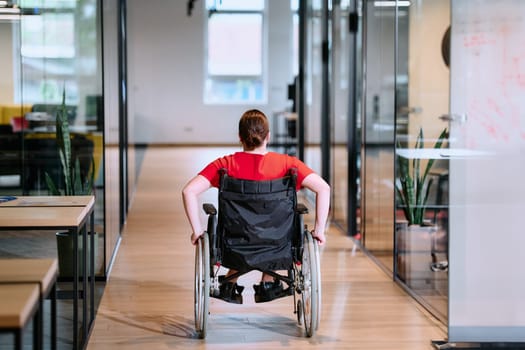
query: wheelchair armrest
[
  {"left": 203, "top": 203, "right": 217, "bottom": 215},
  {"left": 296, "top": 203, "right": 308, "bottom": 214}
]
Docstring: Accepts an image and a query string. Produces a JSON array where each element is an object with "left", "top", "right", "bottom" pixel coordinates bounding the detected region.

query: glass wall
[
  {"left": 303, "top": 0, "right": 323, "bottom": 181},
  {"left": 393, "top": 0, "right": 450, "bottom": 323},
  {"left": 0, "top": 0, "right": 106, "bottom": 276},
  {"left": 331, "top": 1, "right": 349, "bottom": 232},
  {"left": 330, "top": 0, "right": 361, "bottom": 236},
  {"left": 360, "top": 0, "right": 397, "bottom": 271},
  {"left": 447, "top": 0, "right": 525, "bottom": 341},
  {"left": 359, "top": 0, "right": 450, "bottom": 323}
]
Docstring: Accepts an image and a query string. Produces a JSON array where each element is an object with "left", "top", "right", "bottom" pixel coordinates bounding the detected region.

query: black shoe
[
  {"left": 216, "top": 282, "right": 244, "bottom": 304},
  {"left": 253, "top": 280, "right": 291, "bottom": 303}
]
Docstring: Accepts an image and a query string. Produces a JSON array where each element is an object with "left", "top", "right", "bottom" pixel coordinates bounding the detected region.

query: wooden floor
[{"left": 86, "top": 147, "right": 446, "bottom": 349}]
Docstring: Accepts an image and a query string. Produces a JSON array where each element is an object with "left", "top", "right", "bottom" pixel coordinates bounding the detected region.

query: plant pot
[
  {"left": 56, "top": 231, "right": 98, "bottom": 278},
  {"left": 395, "top": 222, "right": 437, "bottom": 285}
]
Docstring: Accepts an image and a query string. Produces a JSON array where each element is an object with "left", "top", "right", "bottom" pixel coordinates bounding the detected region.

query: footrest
[{"left": 253, "top": 281, "right": 292, "bottom": 303}]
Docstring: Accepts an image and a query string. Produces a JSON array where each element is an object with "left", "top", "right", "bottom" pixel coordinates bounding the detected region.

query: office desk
[{"left": 0, "top": 196, "right": 95, "bottom": 349}]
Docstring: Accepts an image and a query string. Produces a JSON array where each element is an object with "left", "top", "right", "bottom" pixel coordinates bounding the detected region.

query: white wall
[
  {"left": 126, "top": 0, "right": 295, "bottom": 144},
  {"left": 408, "top": 0, "right": 450, "bottom": 140}
]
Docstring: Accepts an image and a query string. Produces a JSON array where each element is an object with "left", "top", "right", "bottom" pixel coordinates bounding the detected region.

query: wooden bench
[
  {"left": 0, "top": 284, "right": 40, "bottom": 349},
  {"left": 0, "top": 259, "right": 58, "bottom": 350}
]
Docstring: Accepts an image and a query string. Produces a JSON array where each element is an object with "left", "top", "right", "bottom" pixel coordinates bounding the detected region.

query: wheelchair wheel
[
  {"left": 194, "top": 232, "right": 210, "bottom": 339},
  {"left": 313, "top": 234, "right": 322, "bottom": 330},
  {"left": 301, "top": 230, "right": 321, "bottom": 337}
]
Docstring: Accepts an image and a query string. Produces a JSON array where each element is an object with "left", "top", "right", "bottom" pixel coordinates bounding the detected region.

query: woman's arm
[
  {"left": 301, "top": 173, "right": 331, "bottom": 245},
  {"left": 182, "top": 174, "right": 212, "bottom": 245}
]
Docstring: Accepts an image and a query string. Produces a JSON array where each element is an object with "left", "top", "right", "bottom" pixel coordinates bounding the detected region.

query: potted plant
[
  {"left": 395, "top": 127, "right": 448, "bottom": 283},
  {"left": 45, "top": 89, "right": 94, "bottom": 196},
  {"left": 45, "top": 89, "right": 97, "bottom": 278},
  {"left": 395, "top": 127, "right": 448, "bottom": 225}
]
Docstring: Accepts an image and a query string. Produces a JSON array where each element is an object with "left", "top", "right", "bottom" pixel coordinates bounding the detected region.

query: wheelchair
[{"left": 194, "top": 169, "right": 321, "bottom": 338}]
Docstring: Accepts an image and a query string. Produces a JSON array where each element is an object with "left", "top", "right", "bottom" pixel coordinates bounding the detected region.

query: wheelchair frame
[{"left": 193, "top": 172, "right": 321, "bottom": 339}]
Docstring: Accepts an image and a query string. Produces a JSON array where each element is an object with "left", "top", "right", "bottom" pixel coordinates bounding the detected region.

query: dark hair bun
[{"left": 238, "top": 109, "right": 269, "bottom": 151}]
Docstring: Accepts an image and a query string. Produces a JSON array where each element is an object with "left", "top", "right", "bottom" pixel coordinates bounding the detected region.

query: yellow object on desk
[{"left": 0, "top": 104, "right": 32, "bottom": 125}]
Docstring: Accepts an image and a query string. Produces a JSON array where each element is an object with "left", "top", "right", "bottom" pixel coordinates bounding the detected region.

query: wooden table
[
  {"left": 0, "top": 259, "right": 59, "bottom": 350},
  {"left": 0, "top": 284, "right": 40, "bottom": 350},
  {"left": 0, "top": 196, "right": 95, "bottom": 349}
]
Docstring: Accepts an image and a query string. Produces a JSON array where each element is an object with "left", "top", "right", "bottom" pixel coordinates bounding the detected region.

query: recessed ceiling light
[{"left": 374, "top": 1, "right": 411, "bottom": 7}]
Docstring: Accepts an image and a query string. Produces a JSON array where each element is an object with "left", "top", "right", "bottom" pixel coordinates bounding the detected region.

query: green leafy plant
[
  {"left": 45, "top": 89, "right": 94, "bottom": 195},
  {"left": 395, "top": 128, "right": 448, "bottom": 225}
]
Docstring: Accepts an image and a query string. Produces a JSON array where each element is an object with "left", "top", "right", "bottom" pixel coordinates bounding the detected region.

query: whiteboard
[{"left": 449, "top": 0, "right": 525, "bottom": 343}]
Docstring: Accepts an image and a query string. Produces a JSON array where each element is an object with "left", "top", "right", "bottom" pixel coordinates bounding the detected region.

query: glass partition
[
  {"left": 0, "top": 0, "right": 105, "bottom": 276},
  {"left": 331, "top": 1, "right": 349, "bottom": 232},
  {"left": 360, "top": 0, "right": 397, "bottom": 271},
  {"left": 303, "top": 0, "right": 323, "bottom": 180},
  {"left": 447, "top": 0, "right": 525, "bottom": 341},
  {"left": 331, "top": 0, "right": 362, "bottom": 236},
  {"left": 393, "top": 0, "right": 450, "bottom": 323}
]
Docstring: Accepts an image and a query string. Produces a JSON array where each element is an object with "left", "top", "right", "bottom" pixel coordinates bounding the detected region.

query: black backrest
[{"left": 217, "top": 169, "right": 298, "bottom": 271}]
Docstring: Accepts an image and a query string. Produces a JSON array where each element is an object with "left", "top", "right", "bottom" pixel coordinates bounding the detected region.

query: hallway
[{"left": 87, "top": 147, "right": 446, "bottom": 349}]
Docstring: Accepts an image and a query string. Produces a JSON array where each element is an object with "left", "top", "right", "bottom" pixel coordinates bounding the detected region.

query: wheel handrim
[
  {"left": 301, "top": 232, "right": 318, "bottom": 336},
  {"left": 194, "top": 241, "right": 204, "bottom": 329},
  {"left": 194, "top": 234, "right": 210, "bottom": 337}
]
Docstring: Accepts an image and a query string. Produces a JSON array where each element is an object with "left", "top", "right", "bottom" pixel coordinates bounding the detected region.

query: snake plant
[
  {"left": 395, "top": 128, "right": 448, "bottom": 225},
  {"left": 45, "top": 89, "right": 94, "bottom": 196}
]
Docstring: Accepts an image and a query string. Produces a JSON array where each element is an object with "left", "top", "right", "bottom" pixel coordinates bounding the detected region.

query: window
[
  {"left": 291, "top": 0, "right": 299, "bottom": 76},
  {"left": 204, "top": 0, "right": 266, "bottom": 104},
  {"left": 15, "top": 0, "right": 81, "bottom": 104}
]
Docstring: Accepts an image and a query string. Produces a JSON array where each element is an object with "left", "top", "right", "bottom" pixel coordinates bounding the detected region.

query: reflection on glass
[
  {"left": 331, "top": 2, "right": 350, "bottom": 232},
  {"left": 360, "top": 1, "right": 395, "bottom": 271},
  {"left": 0, "top": 0, "right": 105, "bottom": 278},
  {"left": 393, "top": 0, "right": 450, "bottom": 323},
  {"left": 304, "top": 0, "right": 322, "bottom": 180}
]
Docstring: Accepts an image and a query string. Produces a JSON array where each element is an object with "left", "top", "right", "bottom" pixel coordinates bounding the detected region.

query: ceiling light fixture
[{"left": 374, "top": 1, "right": 411, "bottom": 7}]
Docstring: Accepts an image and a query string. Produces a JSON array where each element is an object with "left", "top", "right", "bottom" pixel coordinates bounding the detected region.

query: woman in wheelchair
[{"left": 182, "top": 109, "right": 330, "bottom": 304}]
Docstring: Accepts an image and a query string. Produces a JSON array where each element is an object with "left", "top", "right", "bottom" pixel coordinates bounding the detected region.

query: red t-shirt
[{"left": 199, "top": 152, "right": 314, "bottom": 190}]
